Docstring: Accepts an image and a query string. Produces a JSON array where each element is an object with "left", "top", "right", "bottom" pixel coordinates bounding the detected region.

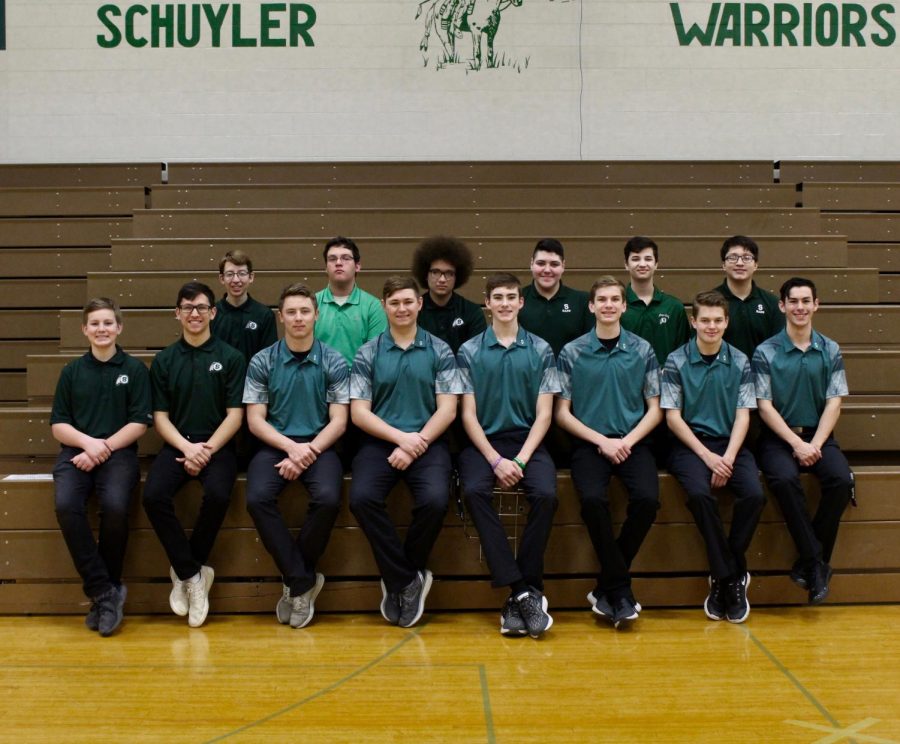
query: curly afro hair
[{"left": 412, "top": 236, "right": 475, "bottom": 290}]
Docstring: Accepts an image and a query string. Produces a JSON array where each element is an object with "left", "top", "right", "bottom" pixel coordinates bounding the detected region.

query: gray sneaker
[
  {"left": 185, "top": 565, "right": 214, "bottom": 628},
  {"left": 500, "top": 595, "right": 527, "bottom": 636},
  {"left": 398, "top": 570, "right": 433, "bottom": 628},
  {"left": 290, "top": 573, "right": 325, "bottom": 629},
  {"left": 515, "top": 587, "right": 553, "bottom": 638},
  {"left": 85, "top": 600, "right": 100, "bottom": 632},
  {"left": 587, "top": 590, "right": 615, "bottom": 620},
  {"left": 276, "top": 584, "right": 292, "bottom": 625},
  {"left": 98, "top": 584, "right": 127, "bottom": 638},
  {"left": 612, "top": 596, "right": 640, "bottom": 629},
  {"left": 380, "top": 580, "right": 401, "bottom": 625}
]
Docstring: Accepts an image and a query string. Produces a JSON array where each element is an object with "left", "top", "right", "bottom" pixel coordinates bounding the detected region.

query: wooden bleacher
[{"left": 1, "top": 160, "right": 898, "bottom": 615}]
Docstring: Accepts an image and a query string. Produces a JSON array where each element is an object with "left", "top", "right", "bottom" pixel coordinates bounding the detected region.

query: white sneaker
[
  {"left": 169, "top": 566, "right": 188, "bottom": 617},
  {"left": 185, "top": 565, "right": 214, "bottom": 628},
  {"left": 290, "top": 573, "right": 325, "bottom": 629}
]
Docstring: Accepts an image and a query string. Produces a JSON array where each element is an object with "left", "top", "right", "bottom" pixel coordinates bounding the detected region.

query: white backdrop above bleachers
[{"left": 1, "top": 0, "right": 899, "bottom": 162}]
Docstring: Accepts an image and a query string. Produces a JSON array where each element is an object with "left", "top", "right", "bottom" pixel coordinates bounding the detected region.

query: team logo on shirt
[
  {"left": 658, "top": 313, "right": 670, "bottom": 325},
  {"left": 562, "top": 303, "right": 571, "bottom": 313},
  {"left": 209, "top": 362, "right": 224, "bottom": 372},
  {"left": 452, "top": 317, "right": 464, "bottom": 328},
  {"left": 756, "top": 304, "right": 766, "bottom": 314},
  {"left": 245, "top": 321, "right": 258, "bottom": 330},
  {"left": 115, "top": 375, "right": 129, "bottom": 386}
]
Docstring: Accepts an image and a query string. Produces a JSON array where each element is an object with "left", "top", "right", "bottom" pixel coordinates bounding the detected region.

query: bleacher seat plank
[
  {"left": 0, "top": 248, "right": 111, "bottom": 278},
  {"left": 0, "top": 163, "right": 161, "bottom": 188},
  {"left": 848, "top": 243, "right": 900, "bottom": 270},
  {"left": 817, "top": 306, "right": 900, "bottom": 345},
  {"left": 0, "top": 374, "right": 26, "bottom": 402},
  {"left": 0, "top": 187, "right": 146, "bottom": 217},
  {"left": 0, "top": 341, "right": 59, "bottom": 370},
  {"left": 110, "top": 235, "right": 849, "bottom": 272},
  {"left": 166, "top": 161, "right": 774, "bottom": 185},
  {"left": 0, "top": 310, "right": 60, "bottom": 340},
  {"left": 0, "top": 218, "right": 131, "bottom": 247},
  {"left": 823, "top": 213, "right": 900, "bottom": 242},
  {"left": 879, "top": 274, "right": 900, "bottom": 303},
  {"left": 149, "top": 183, "right": 799, "bottom": 210},
  {"left": 781, "top": 161, "right": 900, "bottom": 183},
  {"left": 59, "top": 309, "right": 183, "bottom": 349},
  {"left": 802, "top": 182, "right": 900, "bottom": 211},
  {"left": 130, "top": 208, "right": 822, "bottom": 241},
  {"left": 0, "top": 279, "right": 86, "bottom": 309}
]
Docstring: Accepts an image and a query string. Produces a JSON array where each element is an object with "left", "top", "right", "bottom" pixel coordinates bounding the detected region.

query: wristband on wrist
[
  {"left": 490, "top": 456, "right": 502, "bottom": 471},
  {"left": 512, "top": 457, "right": 526, "bottom": 471}
]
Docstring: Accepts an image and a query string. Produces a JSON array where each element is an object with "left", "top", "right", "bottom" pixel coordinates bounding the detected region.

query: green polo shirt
[
  {"left": 211, "top": 294, "right": 278, "bottom": 363},
  {"left": 457, "top": 327, "right": 560, "bottom": 436},
  {"left": 50, "top": 347, "right": 152, "bottom": 440},
  {"left": 243, "top": 339, "right": 350, "bottom": 437},
  {"left": 350, "top": 327, "right": 462, "bottom": 433},
  {"left": 150, "top": 335, "right": 246, "bottom": 441},
  {"left": 315, "top": 284, "right": 388, "bottom": 366},
  {"left": 752, "top": 329, "right": 848, "bottom": 428},
  {"left": 519, "top": 282, "right": 594, "bottom": 356},
  {"left": 661, "top": 339, "right": 756, "bottom": 439},
  {"left": 622, "top": 285, "right": 690, "bottom": 365},
  {"left": 558, "top": 329, "right": 660, "bottom": 438},
  {"left": 418, "top": 291, "right": 487, "bottom": 354},
  {"left": 713, "top": 281, "right": 785, "bottom": 358}
]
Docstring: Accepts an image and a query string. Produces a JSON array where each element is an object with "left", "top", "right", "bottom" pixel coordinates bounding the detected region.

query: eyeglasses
[
  {"left": 429, "top": 269, "right": 456, "bottom": 280},
  {"left": 178, "top": 304, "right": 212, "bottom": 315},
  {"left": 326, "top": 254, "right": 356, "bottom": 264},
  {"left": 724, "top": 254, "right": 756, "bottom": 265},
  {"left": 222, "top": 270, "right": 250, "bottom": 280}
]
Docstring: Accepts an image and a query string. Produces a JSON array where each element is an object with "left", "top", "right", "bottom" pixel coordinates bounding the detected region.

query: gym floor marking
[{"left": 785, "top": 717, "right": 897, "bottom": 744}]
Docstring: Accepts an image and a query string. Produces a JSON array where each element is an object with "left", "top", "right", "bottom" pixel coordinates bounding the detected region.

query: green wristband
[{"left": 512, "top": 457, "right": 527, "bottom": 471}]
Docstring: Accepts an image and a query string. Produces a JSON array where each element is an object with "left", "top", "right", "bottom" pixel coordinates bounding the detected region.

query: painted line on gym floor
[
  {"left": 479, "top": 664, "right": 496, "bottom": 744},
  {"left": 204, "top": 620, "right": 449, "bottom": 743}
]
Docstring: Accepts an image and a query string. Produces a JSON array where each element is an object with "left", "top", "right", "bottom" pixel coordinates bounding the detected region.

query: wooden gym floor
[{"left": 0, "top": 606, "right": 898, "bottom": 743}]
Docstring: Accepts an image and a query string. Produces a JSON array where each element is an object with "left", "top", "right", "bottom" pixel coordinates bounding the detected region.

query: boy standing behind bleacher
[
  {"left": 142, "top": 282, "right": 246, "bottom": 628},
  {"left": 210, "top": 250, "right": 277, "bottom": 361},
  {"left": 51, "top": 298, "right": 152, "bottom": 637}
]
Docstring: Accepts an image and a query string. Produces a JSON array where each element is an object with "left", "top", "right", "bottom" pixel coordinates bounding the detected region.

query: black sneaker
[
  {"left": 789, "top": 561, "right": 809, "bottom": 590},
  {"left": 808, "top": 562, "right": 833, "bottom": 605},
  {"left": 398, "top": 570, "right": 433, "bottom": 628},
  {"left": 500, "top": 595, "right": 527, "bottom": 636},
  {"left": 515, "top": 587, "right": 553, "bottom": 638},
  {"left": 612, "top": 596, "right": 640, "bottom": 629},
  {"left": 587, "top": 590, "right": 615, "bottom": 620},
  {"left": 379, "top": 579, "right": 401, "bottom": 625},
  {"left": 704, "top": 576, "right": 726, "bottom": 621},
  {"left": 98, "top": 585, "right": 127, "bottom": 637},
  {"left": 85, "top": 601, "right": 100, "bottom": 632},
  {"left": 725, "top": 573, "right": 750, "bottom": 624}
]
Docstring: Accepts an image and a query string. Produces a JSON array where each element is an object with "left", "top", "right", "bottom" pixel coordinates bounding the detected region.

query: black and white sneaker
[
  {"left": 613, "top": 596, "right": 640, "bottom": 629},
  {"left": 587, "top": 590, "right": 615, "bottom": 620},
  {"left": 398, "top": 570, "right": 433, "bottom": 628},
  {"left": 515, "top": 587, "right": 553, "bottom": 638},
  {"left": 500, "top": 595, "right": 527, "bottom": 636},
  {"left": 726, "top": 572, "right": 750, "bottom": 624},
  {"left": 704, "top": 576, "right": 726, "bottom": 621},
  {"left": 380, "top": 579, "right": 401, "bottom": 625}
]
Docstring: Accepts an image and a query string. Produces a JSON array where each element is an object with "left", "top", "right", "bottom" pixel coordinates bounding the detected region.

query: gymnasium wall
[{"left": 1, "top": 0, "right": 900, "bottom": 162}]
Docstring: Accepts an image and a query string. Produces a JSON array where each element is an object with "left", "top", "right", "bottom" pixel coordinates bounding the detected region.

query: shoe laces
[
  {"left": 292, "top": 593, "right": 311, "bottom": 615},
  {"left": 516, "top": 591, "right": 542, "bottom": 620},
  {"left": 185, "top": 579, "right": 205, "bottom": 605}
]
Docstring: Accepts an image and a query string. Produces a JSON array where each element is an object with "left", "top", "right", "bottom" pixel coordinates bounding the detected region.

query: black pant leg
[
  {"left": 725, "top": 446, "right": 765, "bottom": 576},
  {"left": 402, "top": 441, "right": 451, "bottom": 577},
  {"left": 142, "top": 445, "right": 197, "bottom": 579},
  {"left": 514, "top": 442, "right": 557, "bottom": 591},
  {"left": 614, "top": 443, "right": 660, "bottom": 571},
  {"left": 809, "top": 437, "right": 852, "bottom": 564},
  {"left": 296, "top": 448, "right": 343, "bottom": 584}
]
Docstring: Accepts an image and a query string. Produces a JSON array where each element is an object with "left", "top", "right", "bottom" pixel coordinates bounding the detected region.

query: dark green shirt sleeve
[
  {"left": 49, "top": 363, "right": 75, "bottom": 426},
  {"left": 126, "top": 360, "right": 153, "bottom": 426}
]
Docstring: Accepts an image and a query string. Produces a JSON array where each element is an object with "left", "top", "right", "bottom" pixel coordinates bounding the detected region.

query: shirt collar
[
  {"left": 217, "top": 294, "right": 254, "bottom": 314},
  {"left": 716, "top": 280, "right": 762, "bottom": 302},
  {"left": 526, "top": 281, "right": 570, "bottom": 303},
  {"left": 320, "top": 284, "right": 361, "bottom": 306},
  {"left": 484, "top": 325, "right": 528, "bottom": 349},
  {"left": 625, "top": 285, "right": 663, "bottom": 306},
  {"left": 687, "top": 338, "right": 732, "bottom": 366},
  {"left": 777, "top": 328, "right": 826, "bottom": 354},
  {"left": 177, "top": 335, "right": 217, "bottom": 353},
  {"left": 85, "top": 346, "right": 127, "bottom": 367},
  {"left": 588, "top": 327, "right": 631, "bottom": 354},
  {"left": 421, "top": 292, "right": 461, "bottom": 312},
  {"left": 385, "top": 326, "right": 428, "bottom": 350},
  {"left": 277, "top": 338, "right": 321, "bottom": 366}
]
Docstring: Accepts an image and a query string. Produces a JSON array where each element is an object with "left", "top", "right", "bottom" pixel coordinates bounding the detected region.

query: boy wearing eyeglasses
[
  {"left": 412, "top": 236, "right": 487, "bottom": 354},
  {"left": 211, "top": 250, "right": 277, "bottom": 362},
  {"left": 711, "top": 235, "right": 784, "bottom": 358},
  {"left": 142, "top": 282, "right": 246, "bottom": 628}
]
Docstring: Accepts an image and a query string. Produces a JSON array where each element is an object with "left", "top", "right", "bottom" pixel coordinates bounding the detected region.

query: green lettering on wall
[
  {"left": 203, "top": 3, "right": 229, "bottom": 47},
  {"left": 816, "top": 3, "right": 839, "bottom": 46},
  {"left": 232, "top": 4, "right": 257, "bottom": 46},
  {"left": 177, "top": 4, "right": 202, "bottom": 47},
  {"left": 773, "top": 3, "right": 800, "bottom": 46},
  {"left": 125, "top": 4, "right": 149, "bottom": 47},
  {"left": 290, "top": 3, "right": 317, "bottom": 46},
  {"left": 97, "top": 4, "right": 122, "bottom": 48},
  {"left": 261, "top": 3, "right": 287, "bottom": 47},
  {"left": 744, "top": 3, "right": 770, "bottom": 45},
  {"left": 715, "top": 3, "right": 741, "bottom": 44},
  {"left": 872, "top": 3, "right": 897, "bottom": 45},
  {"left": 151, "top": 3, "right": 175, "bottom": 48},
  {"left": 841, "top": 4, "right": 867, "bottom": 45}
]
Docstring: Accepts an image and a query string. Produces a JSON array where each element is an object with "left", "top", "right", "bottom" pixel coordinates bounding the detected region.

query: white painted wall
[{"left": 1, "top": 0, "right": 899, "bottom": 162}]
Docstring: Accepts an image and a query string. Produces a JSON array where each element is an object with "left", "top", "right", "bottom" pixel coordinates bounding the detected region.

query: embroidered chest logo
[
  {"left": 452, "top": 317, "right": 464, "bottom": 328},
  {"left": 658, "top": 313, "right": 670, "bottom": 325},
  {"left": 562, "top": 303, "right": 571, "bottom": 313},
  {"left": 209, "top": 362, "right": 224, "bottom": 372},
  {"left": 755, "top": 304, "right": 766, "bottom": 314},
  {"left": 245, "top": 321, "right": 258, "bottom": 330},
  {"left": 115, "top": 375, "right": 129, "bottom": 386}
]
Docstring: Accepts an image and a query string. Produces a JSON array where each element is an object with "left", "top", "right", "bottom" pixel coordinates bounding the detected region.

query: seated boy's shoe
[
  {"left": 291, "top": 573, "right": 325, "bottom": 629},
  {"left": 500, "top": 595, "right": 527, "bottom": 636},
  {"left": 725, "top": 573, "right": 750, "bottom": 624},
  {"left": 789, "top": 561, "right": 809, "bottom": 590},
  {"left": 98, "top": 585, "right": 127, "bottom": 638},
  {"left": 85, "top": 601, "right": 100, "bottom": 632},
  {"left": 398, "top": 570, "right": 433, "bottom": 629},
  {"left": 168, "top": 566, "right": 189, "bottom": 617},
  {"left": 380, "top": 579, "right": 401, "bottom": 625},
  {"left": 612, "top": 596, "right": 639, "bottom": 628},
  {"left": 515, "top": 587, "right": 553, "bottom": 638},
  {"left": 808, "top": 563, "right": 833, "bottom": 605},
  {"left": 704, "top": 576, "right": 726, "bottom": 621},
  {"left": 587, "top": 590, "right": 615, "bottom": 620},
  {"left": 185, "top": 565, "right": 214, "bottom": 628},
  {"left": 276, "top": 585, "right": 292, "bottom": 625}
]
